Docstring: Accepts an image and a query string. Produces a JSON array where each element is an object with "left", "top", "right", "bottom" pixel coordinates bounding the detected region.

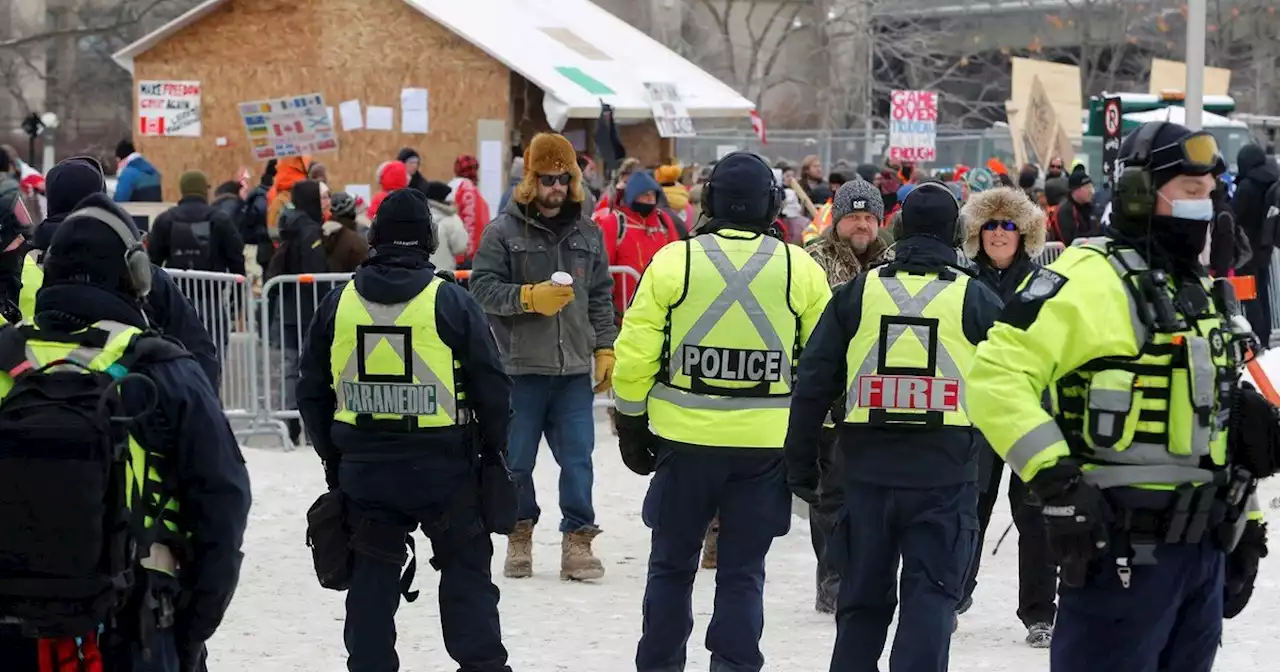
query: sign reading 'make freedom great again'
[{"left": 889, "top": 90, "right": 938, "bottom": 163}]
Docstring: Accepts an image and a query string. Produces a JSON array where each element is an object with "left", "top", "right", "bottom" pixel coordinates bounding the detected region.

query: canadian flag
[{"left": 750, "top": 110, "right": 767, "bottom": 145}]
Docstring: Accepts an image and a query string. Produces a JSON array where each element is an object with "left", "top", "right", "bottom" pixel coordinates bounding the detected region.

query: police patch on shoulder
[
  {"left": 1000, "top": 268, "right": 1069, "bottom": 330},
  {"left": 1018, "top": 268, "right": 1067, "bottom": 301}
]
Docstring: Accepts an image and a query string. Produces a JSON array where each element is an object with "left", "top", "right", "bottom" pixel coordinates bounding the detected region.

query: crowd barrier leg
[{"left": 597, "top": 266, "right": 643, "bottom": 409}]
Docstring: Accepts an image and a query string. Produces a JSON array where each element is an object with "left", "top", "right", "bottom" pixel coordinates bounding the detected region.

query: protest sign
[
  {"left": 1023, "top": 76, "right": 1058, "bottom": 167},
  {"left": 643, "top": 82, "right": 696, "bottom": 138},
  {"left": 889, "top": 90, "right": 938, "bottom": 163},
  {"left": 238, "top": 93, "right": 338, "bottom": 161},
  {"left": 138, "top": 81, "right": 202, "bottom": 137}
]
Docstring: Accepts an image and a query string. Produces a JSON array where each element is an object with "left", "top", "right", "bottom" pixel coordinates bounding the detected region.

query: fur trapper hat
[
  {"left": 960, "top": 186, "right": 1046, "bottom": 259},
  {"left": 514, "top": 133, "right": 584, "bottom": 205}
]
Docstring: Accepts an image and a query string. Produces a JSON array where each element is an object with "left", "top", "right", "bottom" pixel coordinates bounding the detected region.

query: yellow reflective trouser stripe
[
  {"left": 1003, "top": 419, "right": 1066, "bottom": 476},
  {"left": 845, "top": 277, "right": 967, "bottom": 416},
  {"left": 337, "top": 289, "right": 457, "bottom": 420},
  {"left": 650, "top": 383, "right": 791, "bottom": 409},
  {"left": 1081, "top": 464, "right": 1219, "bottom": 489},
  {"left": 614, "top": 396, "right": 647, "bottom": 415},
  {"left": 668, "top": 235, "right": 792, "bottom": 386}
]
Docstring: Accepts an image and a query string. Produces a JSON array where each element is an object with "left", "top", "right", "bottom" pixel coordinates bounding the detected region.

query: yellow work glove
[
  {"left": 520, "top": 281, "right": 575, "bottom": 316},
  {"left": 593, "top": 348, "right": 616, "bottom": 393}
]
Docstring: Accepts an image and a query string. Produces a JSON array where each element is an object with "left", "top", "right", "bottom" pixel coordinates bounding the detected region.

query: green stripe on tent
[{"left": 556, "top": 67, "right": 614, "bottom": 95}]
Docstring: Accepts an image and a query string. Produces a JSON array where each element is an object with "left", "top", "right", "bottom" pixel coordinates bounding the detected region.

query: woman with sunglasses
[{"left": 954, "top": 186, "right": 1058, "bottom": 648}]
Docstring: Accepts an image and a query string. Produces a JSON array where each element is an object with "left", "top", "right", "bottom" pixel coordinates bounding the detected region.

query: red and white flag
[{"left": 750, "top": 110, "right": 767, "bottom": 145}]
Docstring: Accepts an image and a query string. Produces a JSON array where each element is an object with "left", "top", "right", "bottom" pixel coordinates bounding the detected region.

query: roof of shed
[{"left": 112, "top": 0, "right": 755, "bottom": 122}]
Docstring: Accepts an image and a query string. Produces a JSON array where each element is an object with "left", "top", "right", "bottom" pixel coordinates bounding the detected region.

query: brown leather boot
[
  {"left": 561, "top": 525, "right": 605, "bottom": 581},
  {"left": 700, "top": 518, "right": 720, "bottom": 569},
  {"left": 504, "top": 520, "right": 534, "bottom": 578}
]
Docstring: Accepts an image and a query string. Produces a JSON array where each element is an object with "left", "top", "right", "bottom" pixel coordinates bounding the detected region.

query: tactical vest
[
  {"left": 330, "top": 279, "right": 465, "bottom": 429},
  {"left": 844, "top": 265, "right": 975, "bottom": 427},
  {"left": 1058, "top": 239, "right": 1232, "bottom": 491},
  {"left": 169, "top": 219, "right": 214, "bottom": 271}
]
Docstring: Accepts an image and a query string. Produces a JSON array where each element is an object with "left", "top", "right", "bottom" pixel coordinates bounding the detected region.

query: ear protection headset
[
  {"left": 50, "top": 205, "right": 152, "bottom": 298},
  {"left": 1113, "top": 121, "right": 1166, "bottom": 226},
  {"left": 702, "top": 151, "right": 784, "bottom": 225}
]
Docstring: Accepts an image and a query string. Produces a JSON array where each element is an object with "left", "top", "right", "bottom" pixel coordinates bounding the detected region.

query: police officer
[
  {"left": 784, "top": 180, "right": 1003, "bottom": 672},
  {"left": 612, "top": 151, "right": 830, "bottom": 672},
  {"left": 0, "top": 194, "right": 251, "bottom": 671},
  {"left": 967, "top": 121, "right": 1269, "bottom": 671},
  {"left": 0, "top": 194, "right": 40, "bottom": 325},
  {"left": 296, "top": 189, "right": 515, "bottom": 672}
]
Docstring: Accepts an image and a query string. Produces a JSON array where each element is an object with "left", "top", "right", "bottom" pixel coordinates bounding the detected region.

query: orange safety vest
[{"left": 802, "top": 201, "right": 834, "bottom": 244}]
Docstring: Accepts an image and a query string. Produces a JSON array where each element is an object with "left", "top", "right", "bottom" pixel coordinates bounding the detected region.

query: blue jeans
[
  {"left": 507, "top": 374, "right": 596, "bottom": 532},
  {"left": 1052, "top": 539, "right": 1223, "bottom": 672},
  {"left": 636, "top": 448, "right": 791, "bottom": 672}
]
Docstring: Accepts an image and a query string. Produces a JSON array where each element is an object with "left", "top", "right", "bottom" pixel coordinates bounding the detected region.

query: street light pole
[{"left": 1184, "top": 0, "right": 1207, "bottom": 130}]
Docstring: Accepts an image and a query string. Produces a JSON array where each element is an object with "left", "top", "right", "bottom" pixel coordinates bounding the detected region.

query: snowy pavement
[{"left": 214, "top": 406, "right": 1280, "bottom": 671}]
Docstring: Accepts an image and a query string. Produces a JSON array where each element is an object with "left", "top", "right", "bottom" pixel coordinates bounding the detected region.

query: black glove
[
  {"left": 1225, "top": 520, "right": 1268, "bottom": 618},
  {"left": 178, "top": 637, "right": 208, "bottom": 672},
  {"left": 323, "top": 460, "right": 340, "bottom": 490},
  {"left": 1030, "top": 463, "right": 1111, "bottom": 586},
  {"left": 615, "top": 413, "right": 658, "bottom": 475},
  {"left": 1230, "top": 382, "right": 1280, "bottom": 479},
  {"left": 786, "top": 454, "right": 820, "bottom": 505}
]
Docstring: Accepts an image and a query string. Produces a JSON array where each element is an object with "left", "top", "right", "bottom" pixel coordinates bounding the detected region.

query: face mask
[
  {"left": 633, "top": 202, "right": 656, "bottom": 217},
  {"left": 1149, "top": 215, "right": 1210, "bottom": 263},
  {"left": 1167, "top": 198, "right": 1214, "bottom": 222}
]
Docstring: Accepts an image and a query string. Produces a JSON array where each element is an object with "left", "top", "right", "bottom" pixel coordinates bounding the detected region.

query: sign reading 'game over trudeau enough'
[
  {"left": 138, "top": 81, "right": 202, "bottom": 137},
  {"left": 888, "top": 90, "right": 939, "bottom": 163},
  {"left": 239, "top": 93, "right": 338, "bottom": 161}
]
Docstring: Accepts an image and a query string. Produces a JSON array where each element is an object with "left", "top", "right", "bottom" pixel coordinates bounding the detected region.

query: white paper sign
[
  {"left": 237, "top": 93, "right": 338, "bottom": 161},
  {"left": 339, "top": 100, "right": 363, "bottom": 131},
  {"left": 478, "top": 141, "right": 504, "bottom": 219},
  {"left": 643, "top": 82, "right": 696, "bottom": 138},
  {"left": 344, "top": 184, "right": 372, "bottom": 210},
  {"left": 400, "top": 88, "right": 429, "bottom": 134},
  {"left": 888, "top": 90, "right": 938, "bottom": 163},
  {"left": 366, "top": 106, "right": 394, "bottom": 131},
  {"left": 716, "top": 145, "right": 739, "bottom": 159},
  {"left": 138, "top": 80, "right": 202, "bottom": 137}
]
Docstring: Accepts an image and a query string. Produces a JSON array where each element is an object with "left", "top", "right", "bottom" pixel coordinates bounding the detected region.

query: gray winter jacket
[{"left": 469, "top": 199, "right": 616, "bottom": 376}]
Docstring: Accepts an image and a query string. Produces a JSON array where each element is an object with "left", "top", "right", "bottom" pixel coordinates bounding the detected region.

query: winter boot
[
  {"left": 1025, "top": 622, "right": 1053, "bottom": 649},
  {"left": 700, "top": 518, "right": 720, "bottom": 569},
  {"left": 504, "top": 520, "right": 534, "bottom": 579},
  {"left": 561, "top": 525, "right": 605, "bottom": 581}
]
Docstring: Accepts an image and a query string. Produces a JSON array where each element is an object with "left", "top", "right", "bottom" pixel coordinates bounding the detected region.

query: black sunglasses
[
  {"left": 539, "top": 173, "right": 572, "bottom": 187},
  {"left": 981, "top": 220, "right": 1017, "bottom": 232}
]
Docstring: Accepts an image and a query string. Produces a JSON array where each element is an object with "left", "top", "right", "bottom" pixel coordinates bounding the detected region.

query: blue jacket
[
  {"left": 114, "top": 156, "right": 163, "bottom": 203},
  {"left": 784, "top": 236, "right": 1004, "bottom": 488},
  {"left": 296, "top": 247, "right": 512, "bottom": 463},
  {"left": 35, "top": 283, "right": 250, "bottom": 649}
]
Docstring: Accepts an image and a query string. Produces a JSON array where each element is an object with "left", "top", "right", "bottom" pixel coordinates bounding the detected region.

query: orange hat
[
  {"left": 986, "top": 157, "right": 1009, "bottom": 177},
  {"left": 654, "top": 164, "right": 683, "bottom": 186}
]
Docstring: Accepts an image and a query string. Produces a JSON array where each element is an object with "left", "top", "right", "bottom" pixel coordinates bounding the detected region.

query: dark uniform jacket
[
  {"left": 149, "top": 196, "right": 246, "bottom": 275},
  {"left": 785, "top": 236, "right": 1004, "bottom": 487},
  {"left": 295, "top": 247, "right": 512, "bottom": 463}
]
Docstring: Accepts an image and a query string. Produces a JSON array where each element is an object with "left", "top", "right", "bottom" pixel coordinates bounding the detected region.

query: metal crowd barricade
[
  {"left": 1035, "top": 241, "right": 1066, "bottom": 265},
  {"left": 161, "top": 269, "right": 281, "bottom": 444}
]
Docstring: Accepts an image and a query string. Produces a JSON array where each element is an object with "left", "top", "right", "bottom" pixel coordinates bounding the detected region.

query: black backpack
[
  {"left": 0, "top": 323, "right": 178, "bottom": 638},
  {"left": 168, "top": 219, "right": 214, "bottom": 271},
  {"left": 1261, "top": 180, "right": 1280, "bottom": 252}
]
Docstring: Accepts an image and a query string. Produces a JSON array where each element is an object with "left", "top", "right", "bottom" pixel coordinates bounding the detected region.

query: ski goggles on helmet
[{"left": 1147, "top": 131, "right": 1225, "bottom": 176}]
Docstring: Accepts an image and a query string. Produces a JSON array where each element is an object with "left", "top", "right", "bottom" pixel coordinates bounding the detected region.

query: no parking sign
[{"left": 1102, "top": 96, "right": 1122, "bottom": 183}]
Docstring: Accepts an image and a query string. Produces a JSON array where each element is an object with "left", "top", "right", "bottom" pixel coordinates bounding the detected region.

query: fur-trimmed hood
[
  {"left": 960, "top": 187, "right": 1046, "bottom": 259},
  {"left": 513, "top": 133, "right": 584, "bottom": 206}
]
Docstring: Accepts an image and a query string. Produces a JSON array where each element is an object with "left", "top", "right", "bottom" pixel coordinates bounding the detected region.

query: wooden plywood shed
[{"left": 112, "top": 0, "right": 756, "bottom": 203}]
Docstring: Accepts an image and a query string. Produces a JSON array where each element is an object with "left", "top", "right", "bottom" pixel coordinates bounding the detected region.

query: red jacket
[{"left": 594, "top": 205, "right": 680, "bottom": 312}]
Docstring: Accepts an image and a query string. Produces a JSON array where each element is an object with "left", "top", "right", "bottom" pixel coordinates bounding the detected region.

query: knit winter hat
[
  {"left": 964, "top": 167, "right": 995, "bottom": 194},
  {"left": 832, "top": 179, "right": 885, "bottom": 224},
  {"left": 370, "top": 189, "right": 436, "bottom": 253},
  {"left": 895, "top": 181, "right": 960, "bottom": 244},
  {"left": 45, "top": 159, "right": 106, "bottom": 219},
  {"left": 329, "top": 191, "right": 357, "bottom": 219},
  {"left": 1068, "top": 169, "right": 1092, "bottom": 191},
  {"left": 654, "top": 164, "right": 682, "bottom": 186},
  {"left": 179, "top": 170, "right": 210, "bottom": 199},
  {"left": 43, "top": 193, "right": 143, "bottom": 297}
]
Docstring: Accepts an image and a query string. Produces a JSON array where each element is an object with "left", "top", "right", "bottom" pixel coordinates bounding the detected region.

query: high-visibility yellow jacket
[
  {"left": 612, "top": 228, "right": 831, "bottom": 449},
  {"left": 801, "top": 201, "right": 834, "bottom": 244}
]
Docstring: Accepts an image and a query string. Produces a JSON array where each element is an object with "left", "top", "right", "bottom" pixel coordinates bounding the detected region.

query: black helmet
[
  {"left": 701, "top": 151, "right": 783, "bottom": 230},
  {"left": 1111, "top": 121, "right": 1225, "bottom": 235}
]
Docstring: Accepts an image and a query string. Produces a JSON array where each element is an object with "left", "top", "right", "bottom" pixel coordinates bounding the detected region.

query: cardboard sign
[
  {"left": 889, "top": 90, "right": 938, "bottom": 163},
  {"left": 1149, "top": 58, "right": 1231, "bottom": 97},
  {"left": 238, "top": 93, "right": 338, "bottom": 161},
  {"left": 1053, "top": 123, "right": 1075, "bottom": 168},
  {"left": 1024, "top": 76, "right": 1058, "bottom": 167},
  {"left": 643, "top": 82, "right": 696, "bottom": 138},
  {"left": 138, "top": 80, "right": 201, "bottom": 137}
]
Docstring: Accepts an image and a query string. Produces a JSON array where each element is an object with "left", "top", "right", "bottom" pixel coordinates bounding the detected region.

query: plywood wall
[{"left": 132, "top": 0, "right": 509, "bottom": 200}]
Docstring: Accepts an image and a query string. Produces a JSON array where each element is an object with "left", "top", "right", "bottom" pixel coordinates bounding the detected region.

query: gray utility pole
[{"left": 1184, "top": 0, "right": 1206, "bottom": 130}]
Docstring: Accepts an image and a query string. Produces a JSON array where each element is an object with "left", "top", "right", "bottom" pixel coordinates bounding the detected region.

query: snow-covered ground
[{"left": 217, "top": 395, "right": 1280, "bottom": 671}]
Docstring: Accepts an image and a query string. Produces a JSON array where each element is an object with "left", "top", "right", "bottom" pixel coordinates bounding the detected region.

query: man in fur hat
[{"left": 470, "top": 132, "right": 617, "bottom": 583}]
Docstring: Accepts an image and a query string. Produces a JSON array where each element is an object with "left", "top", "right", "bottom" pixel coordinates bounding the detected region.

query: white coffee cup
[{"left": 551, "top": 271, "right": 574, "bottom": 287}]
